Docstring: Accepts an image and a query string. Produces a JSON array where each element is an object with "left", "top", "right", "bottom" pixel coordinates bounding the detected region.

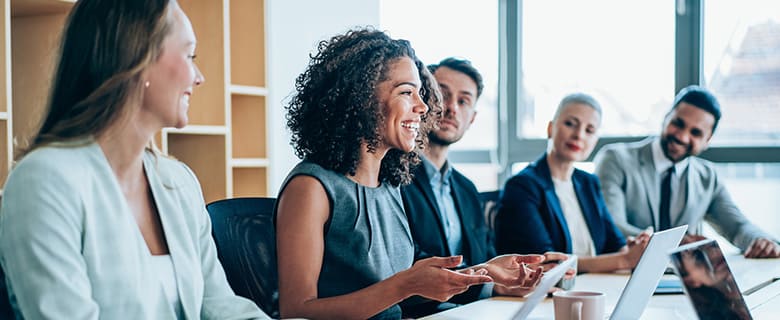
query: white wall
[{"left": 266, "top": 0, "right": 380, "bottom": 196}]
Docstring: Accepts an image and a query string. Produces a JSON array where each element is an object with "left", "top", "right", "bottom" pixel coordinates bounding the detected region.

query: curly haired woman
[{"left": 274, "top": 28, "right": 543, "bottom": 320}]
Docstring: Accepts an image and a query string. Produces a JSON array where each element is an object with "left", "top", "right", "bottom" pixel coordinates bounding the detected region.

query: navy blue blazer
[
  {"left": 399, "top": 162, "right": 494, "bottom": 318},
  {"left": 401, "top": 164, "right": 494, "bottom": 265},
  {"left": 495, "top": 154, "right": 626, "bottom": 255}
]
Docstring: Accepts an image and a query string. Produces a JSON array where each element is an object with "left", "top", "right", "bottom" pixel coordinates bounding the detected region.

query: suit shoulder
[
  {"left": 10, "top": 145, "right": 96, "bottom": 186},
  {"left": 504, "top": 166, "right": 544, "bottom": 191},
  {"left": 688, "top": 157, "right": 719, "bottom": 179},
  {"left": 451, "top": 168, "right": 479, "bottom": 192}
]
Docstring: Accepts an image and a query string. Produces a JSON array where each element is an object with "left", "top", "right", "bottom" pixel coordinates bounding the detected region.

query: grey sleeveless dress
[{"left": 276, "top": 161, "right": 414, "bottom": 320}]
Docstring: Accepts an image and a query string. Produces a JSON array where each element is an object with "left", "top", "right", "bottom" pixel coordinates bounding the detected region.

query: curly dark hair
[{"left": 286, "top": 28, "right": 441, "bottom": 187}]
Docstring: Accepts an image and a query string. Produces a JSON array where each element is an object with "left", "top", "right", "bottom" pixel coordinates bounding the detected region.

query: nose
[
  {"left": 672, "top": 128, "right": 690, "bottom": 144},
  {"left": 194, "top": 63, "right": 205, "bottom": 86},
  {"left": 413, "top": 92, "right": 429, "bottom": 115},
  {"left": 444, "top": 96, "right": 458, "bottom": 116}
]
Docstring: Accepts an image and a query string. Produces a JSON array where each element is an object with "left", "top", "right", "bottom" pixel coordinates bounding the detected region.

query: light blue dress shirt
[{"left": 422, "top": 156, "right": 463, "bottom": 257}]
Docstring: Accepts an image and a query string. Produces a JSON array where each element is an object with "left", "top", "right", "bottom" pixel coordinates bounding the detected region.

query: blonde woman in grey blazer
[
  {"left": 0, "top": 0, "right": 269, "bottom": 319},
  {"left": 594, "top": 85, "right": 780, "bottom": 258}
]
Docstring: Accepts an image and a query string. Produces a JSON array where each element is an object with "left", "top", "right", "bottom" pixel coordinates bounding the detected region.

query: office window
[
  {"left": 517, "top": 1, "right": 675, "bottom": 139},
  {"left": 381, "top": 0, "right": 500, "bottom": 191},
  {"left": 380, "top": 0, "right": 499, "bottom": 151},
  {"left": 703, "top": 0, "right": 780, "bottom": 146}
]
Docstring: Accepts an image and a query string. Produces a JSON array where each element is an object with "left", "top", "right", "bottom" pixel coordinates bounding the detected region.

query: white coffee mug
[{"left": 552, "top": 291, "right": 605, "bottom": 320}]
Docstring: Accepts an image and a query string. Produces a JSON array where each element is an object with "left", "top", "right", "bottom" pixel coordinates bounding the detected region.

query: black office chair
[
  {"left": 478, "top": 190, "right": 501, "bottom": 231},
  {"left": 206, "top": 197, "right": 279, "bottom": 318},
  {"left": 0, "top": 265, "right": 13, "bottom": 319}
]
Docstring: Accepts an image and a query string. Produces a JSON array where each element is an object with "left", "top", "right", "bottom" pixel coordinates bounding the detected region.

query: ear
[
  {"left": 546, "top": 121, "right": 553, "bottom": 139},
  {"left": 468, "top": 110, "right": 477, "bottom": 125}
]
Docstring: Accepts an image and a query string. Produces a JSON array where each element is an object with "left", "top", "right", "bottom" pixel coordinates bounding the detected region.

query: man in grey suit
[{"left": 594, "top": 85, "right": 780, "bottom": 258}]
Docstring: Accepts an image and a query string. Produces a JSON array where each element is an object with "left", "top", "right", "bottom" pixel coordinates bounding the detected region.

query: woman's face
[
  {"left": 377, "top": 57, "right": 429, "bottom": 153},
  {"left": 142, "top": 2, "right": 205, "bottom": 129},
  {"left": 548, "top": 102, "right": 601, "bottom": 163}
]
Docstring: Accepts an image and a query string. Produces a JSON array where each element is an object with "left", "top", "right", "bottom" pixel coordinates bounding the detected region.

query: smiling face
[
  {"left": 377, "top": 56, "right": 429, "bottom": 153},
  {"left": 428, "top": 66, "right": 478, "bottom": 146},
  {"left": 660, "top": 102, "right": 715, "bottom": 162},
  {"left": 142, "top": 2, "right": 204, "bottom": 129},
  {"left": 548, "top": 102, "right": 601, "bottom": 163}
]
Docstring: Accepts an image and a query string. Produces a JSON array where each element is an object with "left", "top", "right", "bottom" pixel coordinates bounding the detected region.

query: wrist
[
  {"left": 618, "top": 252, "right": 631, "bottom": 270},
  {"left": 389, "top": 269, "right": 415, "bottom": 300}
]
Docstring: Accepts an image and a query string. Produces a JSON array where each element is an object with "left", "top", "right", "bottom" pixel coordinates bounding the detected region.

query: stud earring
[{"left": 144, "top": 81, "right": 150, "bottom": 88}]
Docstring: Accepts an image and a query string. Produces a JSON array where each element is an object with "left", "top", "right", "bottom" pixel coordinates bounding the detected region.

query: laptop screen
[{"left": 669, "top": 239, "right": 753, "bottom": 320}]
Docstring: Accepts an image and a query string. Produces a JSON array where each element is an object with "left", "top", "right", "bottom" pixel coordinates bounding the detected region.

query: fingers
[
  {"left": 458, "top": 267, "right": 488, "bottom": 276},
  {"left": 542, "top": 251, "right": 568, "bottom": 262},
  {"left": 744, "top": 239, "right": 758, "bottom": 258},
  {"left": 523, "top": 266, "right": 544, "bottom": 289},
  {"left": 420, "top": 255, "right": 463, "bottom": 269},
  {"left": 448, "top": 269, "right": 492, "bottom": 287},
  {"left": 515, "top": 254, "right": 545, "bottom": 264},
  {"left": 745, "top": 239, "right": 780, "bottom": 258}
]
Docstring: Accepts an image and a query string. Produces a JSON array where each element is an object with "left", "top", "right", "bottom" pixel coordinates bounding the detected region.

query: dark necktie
[{"left": 659, "top": 166, "right": 675, "bottom": 231}]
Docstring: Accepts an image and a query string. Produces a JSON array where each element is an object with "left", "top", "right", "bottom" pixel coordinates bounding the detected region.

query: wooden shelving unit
[{"left": 1, "top": 0, "right": 270, "bottom": 203}]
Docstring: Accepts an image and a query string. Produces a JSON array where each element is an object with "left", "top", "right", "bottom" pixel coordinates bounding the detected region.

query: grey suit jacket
[
  {"left": 593, "top": 138, "right": 775, "bottom": 251},
  {"left": 0, "top": 142, "right": 268, "bottom": 319}
]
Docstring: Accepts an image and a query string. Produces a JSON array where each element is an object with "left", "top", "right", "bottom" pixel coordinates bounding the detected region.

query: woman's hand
[
  {"left": 469, "top": 254, "right": 545, "bottom": 289},
  {"left": 399, "top": 256, "right": 492, "bottom": 302},
  {"left": 622, "top": 231, "right": 651, "bottom": 269}
]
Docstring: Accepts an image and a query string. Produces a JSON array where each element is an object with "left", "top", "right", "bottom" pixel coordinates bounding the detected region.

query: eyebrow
[
  {"left": 394, "top": 81, "right": 419, "bottom": 88},
  {"left": 439, "top": 83, "right": 474, "bottom": 97}
]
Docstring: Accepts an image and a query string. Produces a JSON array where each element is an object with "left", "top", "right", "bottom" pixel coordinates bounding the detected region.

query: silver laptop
[
  {"left": 510, "top": 255, "right": 577, "bottom": 320},
  {"left": 608, "top": 225, "right": 688, "bottom": 320},
  {"left": 669, "top": 239, "right": 753, "bottom": 320}
]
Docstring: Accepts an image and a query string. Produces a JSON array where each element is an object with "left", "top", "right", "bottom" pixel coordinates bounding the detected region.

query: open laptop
[
  {"left": 512, "top": 225, "right": 687, "bottom": 320},
  {"left": 607, "top": 225, "right": 688, "bottom": 320},
  {"left": 510, "top": 255, "right": 577, "bottom": 320},
  {"left": 670, "top": 239, "right": 754, "bottom": 320}
]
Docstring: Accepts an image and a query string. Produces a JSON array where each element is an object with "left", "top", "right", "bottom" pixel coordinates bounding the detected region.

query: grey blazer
[
  {"left": 593, "top": 138, "right": 775, "bottom": 251},
  {"left": 0, "top": 142, "right": 269, "bottom": 319}
]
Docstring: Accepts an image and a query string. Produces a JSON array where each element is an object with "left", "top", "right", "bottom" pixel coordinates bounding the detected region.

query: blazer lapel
[
  {"left": 638, "top": 142, "right": 660, "bottom": 229},
  {"left": 536, "top": 157, "right": 573, "bottom": 253},
  {"left": 450, "top": 173, "right": 478, "bottom": 261},
  {"left": 144, "top": 154, "right": 197, "bottom": 319},
  {"left": 677, "top": 161, "right": 697, "bottom": 230}
]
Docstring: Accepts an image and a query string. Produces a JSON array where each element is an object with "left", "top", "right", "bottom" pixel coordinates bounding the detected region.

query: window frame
[{"left": 447, "top": 0, "right": 780, "bottom": 185}]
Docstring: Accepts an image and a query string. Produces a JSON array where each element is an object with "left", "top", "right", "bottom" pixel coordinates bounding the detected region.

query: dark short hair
[
  {"left": 671, "top": 85, "right": 722, "bottom": 132},
  {"left": 428, "top": 57, "right": 484, "bottom": 98}
]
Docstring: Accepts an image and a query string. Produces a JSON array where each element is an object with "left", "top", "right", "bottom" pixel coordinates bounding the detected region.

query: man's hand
[
  {"left": 680, "top": 234, "right": 708, "bottom": 245},
  {"left": 744, "top": 238, "right": 780, "bottom": 258}
]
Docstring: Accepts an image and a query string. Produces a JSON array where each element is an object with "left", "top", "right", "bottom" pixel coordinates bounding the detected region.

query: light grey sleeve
[
  {"left": 705, "top": 178, "right": 777, "bottom": 251},
  {"left": 179, "top": 165, "right": 272, "bottom": 320},
  {"left": 0, "top": 160, "right": 99, "bottom": 319},
  {"left": 593, "top": 147, "right": 644, "bottom": 236}
]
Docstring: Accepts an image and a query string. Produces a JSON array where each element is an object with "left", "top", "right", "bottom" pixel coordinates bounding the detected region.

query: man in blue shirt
[{"left": 400, "top": 57, "right": 548, "bottom": 318}]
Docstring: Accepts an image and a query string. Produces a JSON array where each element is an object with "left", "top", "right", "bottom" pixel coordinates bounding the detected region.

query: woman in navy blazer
[{"left": 495, "top": 93, "right": 651, "bottom": 273}]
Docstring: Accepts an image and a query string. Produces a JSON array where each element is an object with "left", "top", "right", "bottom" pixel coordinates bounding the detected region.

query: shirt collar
[
  {"left": 652, "top": 138, "right": 689, "bottom": 174},
  {"left": 421, "top": 155, "right": 453, "bottom": 182}
]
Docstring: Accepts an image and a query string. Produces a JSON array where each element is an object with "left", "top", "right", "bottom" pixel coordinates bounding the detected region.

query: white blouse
[
  {"left": 553, "top": 177, "right": 596, "bottom": 257},
  {"left": 151, "top": 255, "right": 184, "bottom": 319}
]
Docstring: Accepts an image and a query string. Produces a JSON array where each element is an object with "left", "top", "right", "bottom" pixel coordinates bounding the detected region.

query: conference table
[{"left": 422, "top": 255, "right": 780, "bottom": 319}]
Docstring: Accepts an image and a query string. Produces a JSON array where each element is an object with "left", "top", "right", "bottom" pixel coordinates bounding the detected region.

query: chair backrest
[
  {"left": 478, "top": 190, "right": 501, "bottom": 231},
  {"left": 0, "top": 265, "right": 14, "bottom": 318},
  {"left": 206, "top": 197, "right": 279, "bottom": 318}
]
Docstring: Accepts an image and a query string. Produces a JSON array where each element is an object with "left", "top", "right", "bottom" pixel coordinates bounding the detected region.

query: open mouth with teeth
[{"left": 401, "top": 121, "right": 420, "bottom": 130}]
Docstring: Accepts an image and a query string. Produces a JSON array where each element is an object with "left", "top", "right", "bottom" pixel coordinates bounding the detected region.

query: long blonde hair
[{"left": 19, "top": 0, "right": 175, "bottom": 159}]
